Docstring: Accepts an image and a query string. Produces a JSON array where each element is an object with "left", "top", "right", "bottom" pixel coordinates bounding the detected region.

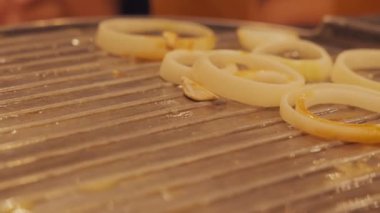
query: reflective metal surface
[{"left": 0, "top": 17, "right": 379, "bottom": 213}]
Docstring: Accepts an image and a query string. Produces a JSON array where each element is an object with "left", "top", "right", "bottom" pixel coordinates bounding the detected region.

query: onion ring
[
  {"left": 331, "top": 49, "right": 380, "bottom": 91},
  {"left": 159, "top": 50, "right": 207, "bottom": 84},
  {"left": 159, "top": 50, "right": 238, "bottom": 85},
  {"left": 96, "top": 18, "right": 216, "bottom": 60},
  {"left": 192, "top": 50, "right": 305, "bottom": 107},
  {"left": 280, "top": 83, "right": 380, "bottom": 144},
  {"left": 254, "top": 40, "right": 333, "bottom": 82},
  {"left": 237, "top": 25, "right": 298, "bottom": 50}
]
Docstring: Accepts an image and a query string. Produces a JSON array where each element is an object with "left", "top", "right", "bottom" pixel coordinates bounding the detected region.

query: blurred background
[{"left": 0, "top": 0, "right": 379, "bottom": 26}]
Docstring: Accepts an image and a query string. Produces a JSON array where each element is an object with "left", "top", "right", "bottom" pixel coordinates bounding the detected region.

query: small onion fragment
[
  {"left": 254, "top": 39, "right": 333, "bottom": 82},
  {"left": 237, "top": 25, "right": 298, "bottom": 50},
  {"left": 181, "top": 76, "right": 218, "bottom": 101},
  {"left": 280, "top": 83, "right": 380, "bottom": 144},
  {"left": 96, "top": 18, "right": 216, "bottom": 60},
  {"left": 192, "top": 50, "right": 305, "bottom": 107},
  {"left": 331, "top": 49, "right": 380, "bottom": 91}
]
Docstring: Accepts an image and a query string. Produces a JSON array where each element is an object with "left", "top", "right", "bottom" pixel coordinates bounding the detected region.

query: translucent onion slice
[
  {"left": 331, "top": 49, "right": 380, "bottom": 91},
  {"left": 96, "top": 18, "right": 216, "bottom": 60},
  {"left": 192, "top": 50, "right": 305, "bottom": 107},
  {"left": 254, "top": 40, "right": 333, "bottom": 82},
  {"left": 280, "top": 83, "right": 380, "bottom": 144},
  {"left": 159, "top": 50, "right": 206, "bottom": 84},
  {"left": 237, "top": 25, "right": 298, "bottom": 50},
  {"left": 159, "top": 49, "right": 238, "bottom": 85}
]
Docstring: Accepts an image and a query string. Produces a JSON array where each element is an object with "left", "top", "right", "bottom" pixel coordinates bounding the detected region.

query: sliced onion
[
  {"left": 237, "top": 25, "right": 298, "bottom": 50},
  {"left": 192, "top": 50, "right": 305, "bottom": 107},
  {"left": 254, "top": 39, "right": 333, "bottom": 82},
  {"left": 159, "top": 49, "right": 238, "bottom": 85},
  {"left": 96, "top": 18, "right": 216, "bottom": 60},
  {"left": 280, "top": 83, "right": 380, "bottom": 144},
  {"left": 159, "top": 50, "right": 207, "bottom": 84},
  {"left": 331, "top": 49, "right": 380, "bottom": 91}
]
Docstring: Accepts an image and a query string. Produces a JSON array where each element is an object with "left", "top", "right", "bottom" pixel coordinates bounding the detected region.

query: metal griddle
[{"left": 0, "top": 16, "right": 379, "bottom": 213}]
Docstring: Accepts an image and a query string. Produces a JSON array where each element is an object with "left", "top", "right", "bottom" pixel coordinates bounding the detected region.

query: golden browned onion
[
  {"left": 280, "top": 83, "right": 380, "bottom": 144},
  {"left": 96, "top": 18, "right": 216, "bottom": 60}
]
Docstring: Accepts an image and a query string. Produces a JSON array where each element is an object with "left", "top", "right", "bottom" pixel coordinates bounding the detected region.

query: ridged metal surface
[{"left": 0, "top": 18, "right": 379, "bottom": 213}]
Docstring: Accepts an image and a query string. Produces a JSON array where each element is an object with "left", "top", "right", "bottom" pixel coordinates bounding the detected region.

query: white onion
[
  {"left": 96, "top": 18, "right": 216, "bottom": 60},
  {"left": 159, "top": 50, "right": 239, "bottom": 85},
  {"left": 237, "top": 25, "right": 298, "bottom": 50},
  {"left": 331, "top": 49, "right": 380, "bottom": 91},
  {"left": 280, "top": 83, "right": 380, "bottom": 144},
  {"left": 254, "top": 39, "right": 333, "bottom": 82},
  {"left": 192, "top": 50, "right": 305, "bottom": 107},
  {"left": 159, "top": 50, "right": 207, "bottom": 84}
]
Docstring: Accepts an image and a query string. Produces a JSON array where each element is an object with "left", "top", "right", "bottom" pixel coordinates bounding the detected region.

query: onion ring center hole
[{"left": 354, "top": 68, "right": 380, "bottom": 81}]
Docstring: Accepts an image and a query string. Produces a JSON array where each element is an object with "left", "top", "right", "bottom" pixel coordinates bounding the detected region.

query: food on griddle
[
  {"left": 332, "top": 49, "right": 380, "bottom": 91},
  {"left": 181, "top": 76, "right": 218, "bottom": 101},
  {"left": 237, "top": 25, "right": 298, "bottom": 50},
  {"left": 254, "top": 39, "right": 333, "bottom": 82},
  {"left": 191, "top": 50, "right": 305, "bottom": 107},
  {"left": 96, "top": 19, "right": 380, "bottom": 144},
  {"left": 96, "top": 18, "right": 216, "bottom": 60},
  {"left": 159, "top": 50, "right": 207, "bottom": 84},
  {"left": 280, "top": 83, "right": 380, "bottom": 144}
]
